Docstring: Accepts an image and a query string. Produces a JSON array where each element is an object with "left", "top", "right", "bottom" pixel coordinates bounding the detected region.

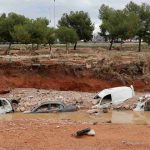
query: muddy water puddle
[{"left": 0, "top": 111, "right": 150, "bottom": 124}]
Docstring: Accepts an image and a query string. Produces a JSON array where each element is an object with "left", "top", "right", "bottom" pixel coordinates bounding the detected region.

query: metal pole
[{"left": 54, "top": 0, "right": 56, "bottom": 28}]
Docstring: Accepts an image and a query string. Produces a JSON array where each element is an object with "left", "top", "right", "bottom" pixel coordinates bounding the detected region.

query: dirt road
[{"left": 0, "top": 120, "right": 150, "bottom": 150}]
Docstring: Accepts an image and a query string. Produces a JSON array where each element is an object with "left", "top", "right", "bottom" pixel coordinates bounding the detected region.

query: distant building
[{"left": 92, "top": 33, "right": 105, "bottom": 43}]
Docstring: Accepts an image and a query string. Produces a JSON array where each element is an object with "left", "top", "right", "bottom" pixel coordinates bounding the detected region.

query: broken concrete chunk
[
  {"left": 86, "top": 129, "right": 96, "bottom": 136},
  {"left": 73, "top": 128, "right": 95, "bottom": 137},
  {"left": 19, "top": 107, "right": 25, "bottom": 112},
  {"left": 92, "top": 99, "right": 100, "bottom": 105}
]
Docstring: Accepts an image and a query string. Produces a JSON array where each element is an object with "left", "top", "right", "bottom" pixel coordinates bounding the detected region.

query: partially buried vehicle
[
  {"left": 92, "top": 85, "right": 135, "bottom": 109},
  {"left": 0, "top": 98, "right": 14, "bottom": 114},
  {"left": 24, "top": 101, "right": 78, "bottom": 113},
  {"left": 134, "top": 95, "right": 150, "bottom": 111}
]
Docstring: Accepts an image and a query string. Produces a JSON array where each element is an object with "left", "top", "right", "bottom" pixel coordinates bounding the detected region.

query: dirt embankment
[
  {"left": 0, "top": 59, "right": 149, "bottom": 92},
  {"left": 0, "top": 62, "right": 113, "bottom": 92}
]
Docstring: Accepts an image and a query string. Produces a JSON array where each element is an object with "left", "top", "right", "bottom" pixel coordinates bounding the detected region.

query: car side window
[
  {"left": 2, "top": 100, "right": 8, "bottom": 106},
  {"left": 101, "top": 94, "right": 112, "bottom": 105},
  {"left": 59, "top": 104, "right": 64, "bottom": 110},
  {"left": 35, "top": 104, "right": 49, "bottom": 112},
  {"left": 50, "top": 104, "right": 64, "bottom": 110},
  {"left": 0, "top": 100, "right": 2, "bottom": 107}
]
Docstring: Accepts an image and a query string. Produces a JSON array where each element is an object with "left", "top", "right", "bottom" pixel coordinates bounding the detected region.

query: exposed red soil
[
  {"left": 0, "top": 120, "right": 150, "bottom": 150},
  {"left": 0, "top": 61, "right": 149, "bottom": 92}
]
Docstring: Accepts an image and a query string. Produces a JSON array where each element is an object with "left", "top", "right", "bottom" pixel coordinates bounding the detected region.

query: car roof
[
  {"left": 97, "top": 86, "right": 132, "bottom": 96},
  {"left": 40, "top": 101, "right": 65, "bottom": 106}
]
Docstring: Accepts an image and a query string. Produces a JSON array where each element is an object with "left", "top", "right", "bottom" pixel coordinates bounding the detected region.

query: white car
[
  {"left": 0, "top": 98, "right": 14, "bottom": 114},
  {"left": 93, "top": 85, "right": 135, "bottom": 109}
]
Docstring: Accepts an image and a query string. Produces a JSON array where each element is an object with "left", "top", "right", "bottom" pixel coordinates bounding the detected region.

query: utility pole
[{"left": 54, "top": 0, "right": 56, "bottom": 28}]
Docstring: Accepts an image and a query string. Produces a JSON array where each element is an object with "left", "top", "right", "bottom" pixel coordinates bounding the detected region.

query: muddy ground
[
  {"left": 0, "top": 88, "right": 150, "bottom": 150},
  {"left": 0, "top": 46, "right": 150, "bottom": 150},
  {"left": 0, "top": 120, "right": 150, "bottom": 150}
]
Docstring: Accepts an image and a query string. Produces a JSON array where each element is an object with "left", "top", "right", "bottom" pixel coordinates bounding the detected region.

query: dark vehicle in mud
[{"left": 24, "top": 101, "right": 78, "bottom": 113}]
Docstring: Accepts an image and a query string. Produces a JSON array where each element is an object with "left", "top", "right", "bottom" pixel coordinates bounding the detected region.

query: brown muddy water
[{"left": 0, "top": 111, "right": 150, "bottom": 124}]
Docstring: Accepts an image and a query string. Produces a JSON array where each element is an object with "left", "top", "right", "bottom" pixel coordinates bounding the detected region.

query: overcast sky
[{"left": 0, "top": 0, "right": 150, "bottom": 33}]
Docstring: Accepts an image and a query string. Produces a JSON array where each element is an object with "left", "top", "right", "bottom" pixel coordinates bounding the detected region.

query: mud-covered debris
[
  {"left": 124, "top": 104, "right": 130, "bottom": 110},
  {"left": 73, "top": 128, "right": 95, "bottom": 137},
  {"left": 93, "top": 122, "right": 98, "bottom": 125},
  {"left": 106, "top": 120, "right": 112, "bottom": 123},
  {"left": 102, "top": 108, "right": 108, "bottom": 113},
  {"left": 19, "top": 107, "right": 25, "bottom": 112},
  {"left": 0, "top": 89, "right": 10, "bottom": 94},
  {"left": 87, "top": 109, "right": 100, "bottom": 114},
  {"left": 1, "top": 88, "right": 94, "bottom": 112},
  {"left": 10, "top": 99, "right": 20, "bottom": 111}
]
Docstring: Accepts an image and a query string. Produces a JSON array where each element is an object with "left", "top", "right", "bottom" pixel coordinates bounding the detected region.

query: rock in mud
[
  {"left": 124, "top": 104, "right": 130, "bottom": 110},
  {"left": 93, "top": 122, "right": 98, "bottom": 125},
  {"left": 87, "top": 109, "right": 100, "bottom": 114},
  {"left": 86, "top": 63, "right": 92, "bottom": 69},
  {"left": 16, "top": 107, "right": 20, "bottom": 112},
  {"left": 19, "top": 107, "right": 25, "bottom": 112},
  {"left": 92, "top": 99, "right": 100, "bottom": 105}
]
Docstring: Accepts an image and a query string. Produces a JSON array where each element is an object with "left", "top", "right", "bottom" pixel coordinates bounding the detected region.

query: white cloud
[{"left": 0, "top": 0, "right": 149, "bottom": 32}]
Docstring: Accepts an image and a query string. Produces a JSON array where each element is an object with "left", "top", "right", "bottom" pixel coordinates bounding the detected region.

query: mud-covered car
[{"left": 24, "top": 101, "right": 78, "bottom": 113}]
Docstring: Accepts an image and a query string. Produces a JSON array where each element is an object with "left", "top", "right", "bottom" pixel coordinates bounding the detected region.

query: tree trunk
[
  {"left": 32, "top": 43, "right": 34, "bottom": 50},
  {"left": 74, "top": 42, "right": 77, "bottom": 50},
  {"left": 5, "top": 42, "right": 12, "bottom": 55},
  {"left": 105, "top": 36, "right": 107, "bottom": 42},
  {"left": 138, "top": 37, "right": 142, "bottom": 52},
  {"left": 66, "top": 43, "right": 68, "bottom": 54},
  {"left": 109, "top": 39, "right": 113, "bottom": 50},
  {"left": 49, "top": 44, "right": 52, "bottom": 59},
  {"left": 37, "top": 44, "right": 39, "bottom": 50},
  {"left": 120, "top": 41, "right": 123, "bottom": 50}
]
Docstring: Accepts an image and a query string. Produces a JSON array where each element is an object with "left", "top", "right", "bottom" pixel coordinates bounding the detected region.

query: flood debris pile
[
  {"left": 0, "top": 88, "right": 94, "bottom": 112},
  {"left": 0, "top": 86, "right": 149, "bottom": 114}
]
